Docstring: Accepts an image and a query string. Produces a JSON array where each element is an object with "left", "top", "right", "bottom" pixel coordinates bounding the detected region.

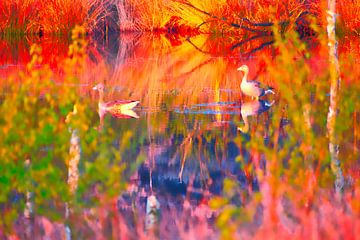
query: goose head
[
  {"left": 92, "top": 83, "right": 105, "bottom": 92},
  {"left": 237, "top": 65, "right": 249, "bottom": 73}
]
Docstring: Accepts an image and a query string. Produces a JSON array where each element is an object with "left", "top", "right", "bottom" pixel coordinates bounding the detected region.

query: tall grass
[
  {"left": 0, "top": 0, "right": 105, "bottom": 36},
  {"left": 0, "top": 0, "right": 359, "bottom": 36},
  {"left": 0, "top": 0, "right": 41, "bottom": 35},
  {"left": 178, "top": 0, "right": 318, "bottom": 31},
  {"left": 338, "top": 0, "right": 360, "bottom": 35},
  {"left": 119, "top": 0, "right": 320, "bottom": 34},
  {"left": 40, "top": 0, "right": 105, "bottom": 35},
  {"left": 119, "top": 0, "right": 171, "bottom": 31}
]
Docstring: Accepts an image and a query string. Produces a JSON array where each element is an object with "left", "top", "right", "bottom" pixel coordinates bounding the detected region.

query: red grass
[
  {"left": 0, "top": 0, "right": 41, "bottom": 34},
  {"left": 0, "top": 0, "right": 104, "bottom": 35},
  {"left": 39, "top": 0, "right": 104, "bottom": 35},
  {"left": 338, "top": 0, "right": 360, "bottom": 35},
  {"left": 121, "top": 0, "right": 321, "bottom": 34},
  {"left": 0, "top": 0, "right": 359, "bottom": 37}
]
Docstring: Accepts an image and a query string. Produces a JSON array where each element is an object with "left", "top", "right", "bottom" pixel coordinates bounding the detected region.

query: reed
[
  {"left": 122, "top": 0, "right": 320, "bottom": 34},
  {"left": 0, "top": 0, "right": 359, "bottom": 36},
  {"left": 117, "top": 0, "right": 172, "bottom": 31},
  {"left": 338, "top": 0, "right": 360, "bottom": 35},
  {"left": 0, "top": 0, "right": 105, "bottom": 36},
  {"left": 39, "top": 0, "right": 105, "bottom": 35},
  {"left": 0, "top": 0, "right": 41, "bottom": 35}
]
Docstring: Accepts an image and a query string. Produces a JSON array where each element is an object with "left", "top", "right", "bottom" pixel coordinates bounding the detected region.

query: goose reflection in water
[
  {"left": 238, "top": 100, "right": 274, "bottom": 133},
  {"left": 145, "top": 195, "right": 161, "bottom": 234}
]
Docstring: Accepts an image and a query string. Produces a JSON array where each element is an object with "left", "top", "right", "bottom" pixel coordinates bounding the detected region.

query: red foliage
[{"left": 164, "top": 16, "right": 200, "bottom": 46}]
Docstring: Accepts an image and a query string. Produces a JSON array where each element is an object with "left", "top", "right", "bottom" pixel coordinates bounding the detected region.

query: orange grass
[
  {"left": 184, "top": 0, "right": 317, "bottom": 28},
  {"left": 118, "top": 0, "right": 319, "bottom": 33},
  {"left": 122, "top": 0, "right": 321, "bottom": 34},
  {"left": 0, "top": 0, "right": 359, "bottom": 37},
  {"left": 120, "top": 0, "right": 171, "bottom": 31},
  {"left": 39, "top": 0, "right": 104, "bottom": 35},
  {"left": 0, "top": 0, "right": 104, "bottom": 35},
  {"left": 337, "top": 0, "right": 360, "bottom": 35},
  {"left": 0, "top": 0, "right": 41, "bottom": 34}
]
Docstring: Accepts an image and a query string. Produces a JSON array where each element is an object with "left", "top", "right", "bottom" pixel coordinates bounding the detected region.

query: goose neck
[
  {"left": 241, "top": 70, "right": 249, "bottom": 83},
  {"left": 98, "top": 90, "right": 104, "bottom": 104},
  {"left": 242, "top": 116, "right": 250, "bottom": 133}
]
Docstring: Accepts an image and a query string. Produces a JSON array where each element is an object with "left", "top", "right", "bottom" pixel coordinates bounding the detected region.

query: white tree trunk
[{"left": 326, "top": 0, "right": 344, "bottom": 193}]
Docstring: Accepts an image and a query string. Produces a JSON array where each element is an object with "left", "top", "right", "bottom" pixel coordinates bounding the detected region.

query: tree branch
[{"left": 177, "top": 0, "right": 274, "bottom": 33}]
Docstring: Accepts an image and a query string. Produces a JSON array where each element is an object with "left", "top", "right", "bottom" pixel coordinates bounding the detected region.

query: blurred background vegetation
[{"left": 0, "top": 0, "right": 359, "bottom": 239}]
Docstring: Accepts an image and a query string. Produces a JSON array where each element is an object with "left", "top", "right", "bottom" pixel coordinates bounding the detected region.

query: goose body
[
  {"left": 237, "top": 65, "right": 274, "bottom": 99},
  {"left": 99, "top": 100, "right": 140, "bottom": 118},
  {"left": 93, "top": 84, "right": 139, "bottom": 119}
]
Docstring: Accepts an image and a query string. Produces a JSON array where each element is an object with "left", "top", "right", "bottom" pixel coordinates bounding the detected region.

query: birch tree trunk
[
  {"left": 24, "top": 158, "right": 34, "bottom": 239},
  {"left": 65, "top": 105, "right": 81, "bottom": 240},
  {"left": 326, "top": 0, "right": 344, "bottom": 193}
]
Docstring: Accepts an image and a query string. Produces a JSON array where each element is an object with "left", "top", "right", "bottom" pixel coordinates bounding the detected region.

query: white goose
[{"left": 237, "top": 65, "right": 275, "bottom": 99}]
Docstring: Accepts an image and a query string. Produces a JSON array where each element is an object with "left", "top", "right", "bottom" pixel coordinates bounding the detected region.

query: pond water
[
  {"left": 1, "top": 32, "right": 359, "bottom": 239},
  {"left": 91, "top": 34, "right": 277, "bottom": 239}
]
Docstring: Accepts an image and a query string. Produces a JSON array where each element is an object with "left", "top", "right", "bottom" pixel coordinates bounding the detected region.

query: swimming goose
[
  {"left": 237, "top": 65, "right": 275, "bottom": 99},
  {"left": 92, "top": 83, "right": 139, "bottom": 119}
]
